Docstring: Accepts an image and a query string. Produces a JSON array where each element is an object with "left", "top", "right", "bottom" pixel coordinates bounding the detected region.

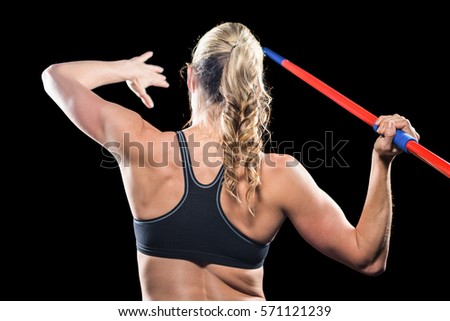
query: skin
[{"left": 42, "top": 51, "right": 420, "bottom": 301}]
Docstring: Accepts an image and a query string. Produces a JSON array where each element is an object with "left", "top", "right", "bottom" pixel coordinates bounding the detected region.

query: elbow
[
  {"left": 41, "top": 64, "right": 58, "bottom": 87},
  {"left": 356, "top": 258, "right": 387, "bottom": 276},
  {"left": 360, "top": 263, "right": 387, "bottom": 276},
  {"left": 42, "top": 63, "right": 68, "bottom": 97},
  {"left": 41, "top": 64, "right": 55, "bottom": 92}
]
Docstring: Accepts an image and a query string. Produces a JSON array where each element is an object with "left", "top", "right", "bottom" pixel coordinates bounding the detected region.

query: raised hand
[{"left": 126, "top": 51, "right": 170, "bottom": 108}]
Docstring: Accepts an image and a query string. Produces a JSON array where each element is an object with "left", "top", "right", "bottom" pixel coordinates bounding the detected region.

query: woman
[{"left": 41, "top": 22, "right": 419, "bottom": 300}]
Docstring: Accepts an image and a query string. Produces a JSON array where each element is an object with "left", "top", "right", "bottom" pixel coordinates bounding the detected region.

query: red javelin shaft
[{"left": 263, "top": 47, "right": 450, "bottom": 179}]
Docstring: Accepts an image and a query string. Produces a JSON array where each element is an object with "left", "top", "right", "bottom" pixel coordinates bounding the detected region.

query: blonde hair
[{"left": 186, "top": 22, "right": 272, "bottom": 214}]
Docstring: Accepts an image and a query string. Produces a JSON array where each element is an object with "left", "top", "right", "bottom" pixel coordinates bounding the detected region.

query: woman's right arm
[
  {"left": 275, "top": 115, "right": 418, "bottom": 275},
  {"left": 41, "top": 51, "right": 169, "bottom": 147}
]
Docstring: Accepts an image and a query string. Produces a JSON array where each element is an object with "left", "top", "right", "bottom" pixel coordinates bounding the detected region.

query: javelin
[{"left": 263, "top": 47, "right": 450, "bottom": 179}]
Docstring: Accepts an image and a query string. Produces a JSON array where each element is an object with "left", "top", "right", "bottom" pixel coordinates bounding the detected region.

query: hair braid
[{"left": 187, "top": 22, "right": 272, "bottom": 215}]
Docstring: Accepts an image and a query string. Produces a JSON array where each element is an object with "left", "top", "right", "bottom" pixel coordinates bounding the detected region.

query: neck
[{"left": 189, "top": 102, "right": 222, "bottom": 138}]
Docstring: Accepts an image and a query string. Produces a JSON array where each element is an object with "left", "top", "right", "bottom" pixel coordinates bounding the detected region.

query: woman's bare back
[
  {"left": 137, "top": 254, "right": 265, "bottom": 300},
  {"left": 118, "top": 128, "right": 286, "bottom": 300}
]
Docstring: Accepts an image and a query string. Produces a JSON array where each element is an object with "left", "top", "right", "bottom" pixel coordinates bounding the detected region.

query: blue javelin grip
[{"left": 373, "top": 124, "right": 417, "bottom": 153}]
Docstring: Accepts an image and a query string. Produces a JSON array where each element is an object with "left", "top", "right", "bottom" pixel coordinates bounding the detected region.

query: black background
[{"left": 3, "top": 3, "right": 449, "bottom": 301}]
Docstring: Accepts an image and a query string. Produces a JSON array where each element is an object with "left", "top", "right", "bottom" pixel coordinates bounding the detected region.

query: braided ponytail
[{"left": 188, "top": 22, "right": 272, "bottom": 214}]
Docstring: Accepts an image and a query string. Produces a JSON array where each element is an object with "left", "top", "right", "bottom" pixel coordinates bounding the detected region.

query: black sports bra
[{"left": 133, "top": 131, "right": 270, "bottom": 269}]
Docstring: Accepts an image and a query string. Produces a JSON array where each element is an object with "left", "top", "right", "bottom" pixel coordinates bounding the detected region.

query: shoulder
[
  {"left": 262, "top": 153, "right": 298, "bottom": 168},
  {"left": 259, "top": 152, "right": 325, "bottom": 215},
  {"left": 260, "top": 152, "right": 319, "bottom": 193},
  {"left": 261, "top": 153, "right": 309, "bottom": 178},
  {"left": 109, "top": 125, "right": 179, "bottom": 165}
]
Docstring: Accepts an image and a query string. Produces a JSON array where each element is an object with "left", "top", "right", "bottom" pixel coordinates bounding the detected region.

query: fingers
[
  {"left": 139, "top": 61, "right": 170, "bottom": 88},
  {"left": 126, "top": 80, "right": 153, "bottom": 108},
  {"left": 141, "top": 95, "right": 154, "bottom": 109},
  {"left": 134, "top": 83, "right": 154, "bottom": 109},
  {"left": 373, "top": 113, "right": 420, "bottom": 158},
  {"left": 148, "top": 64, "right": 165, "bottom": 74},
  {"left": 127, "top": 51, "right": 170, "bottom": 108},
  {"left": 375, "top": 113, "right": 419, "bottom": 141},
  {"left": 377, "top": 120, "right": 399, "bottom": 154},
  {"left": 138, "top": 51, "right": 154, "bottom": 62},
  {"left": 152, "top": 75, "right": 170, "bottom": 88}
]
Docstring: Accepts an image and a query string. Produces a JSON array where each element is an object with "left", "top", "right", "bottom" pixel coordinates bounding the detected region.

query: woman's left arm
[{"left": 41, "top": 51, "right": 169, "bottom": 146}]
